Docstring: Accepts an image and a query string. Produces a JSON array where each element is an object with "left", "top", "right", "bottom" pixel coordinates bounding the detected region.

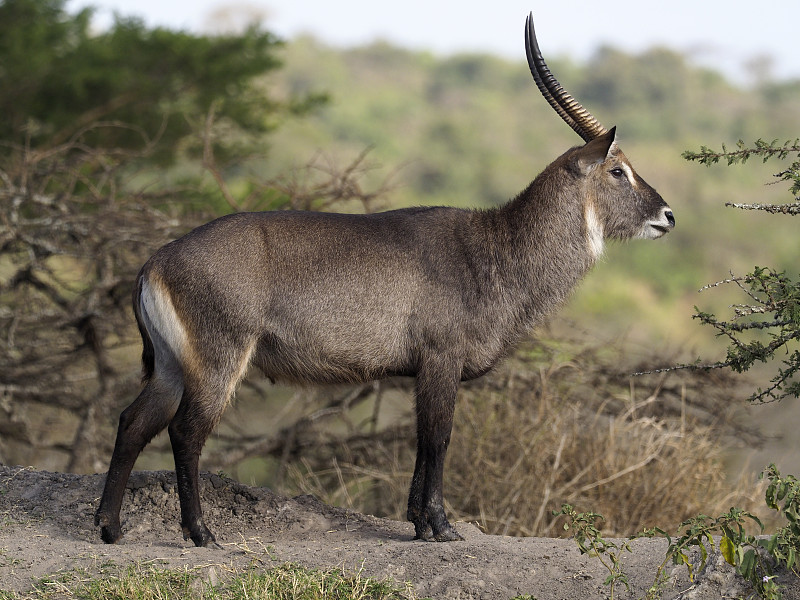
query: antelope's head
[{"left": 525, "top": 13, "right": 674, "bottom": 253}]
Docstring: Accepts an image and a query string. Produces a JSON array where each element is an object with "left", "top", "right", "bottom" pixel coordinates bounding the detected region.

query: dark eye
[{"left": 609, "top": 167, "right": 624, "bottom": 178}]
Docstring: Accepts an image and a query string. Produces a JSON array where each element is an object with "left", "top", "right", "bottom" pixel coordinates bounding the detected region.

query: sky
[{"left": 66, "top": 0, "right": 800, "bottom": 85}]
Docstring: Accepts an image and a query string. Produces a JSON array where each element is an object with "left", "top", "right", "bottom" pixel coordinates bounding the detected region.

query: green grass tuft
[{"left": 10, "top": 562, "right": 423, "bottom": 600}]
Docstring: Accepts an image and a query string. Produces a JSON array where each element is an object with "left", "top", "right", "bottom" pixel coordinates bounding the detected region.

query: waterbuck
[{"left": 95, "top": 14, "right": 674, "bottom": 546}]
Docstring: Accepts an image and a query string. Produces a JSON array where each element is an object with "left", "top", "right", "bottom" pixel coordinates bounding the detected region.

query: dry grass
[{"left": 286, "top": 337, "right": 768, "bottom": 538}]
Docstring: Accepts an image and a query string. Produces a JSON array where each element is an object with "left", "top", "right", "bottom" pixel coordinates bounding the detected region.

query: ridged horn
[{"left": 525, "top": 12, "right": 608, "bottom": 142}]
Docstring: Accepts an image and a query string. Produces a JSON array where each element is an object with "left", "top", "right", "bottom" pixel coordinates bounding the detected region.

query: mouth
[
  {"left": 642, "top": 208, "right": 675, "bottom": 239},
  {"left": 638, "top": 220, "right": 673, "bottom": 240},
  {"left": 651, "top": 224, "right": 671, "bottom": 236}
]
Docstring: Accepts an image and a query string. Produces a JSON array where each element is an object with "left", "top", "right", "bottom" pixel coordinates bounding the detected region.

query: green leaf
[
  {"left": 786, "top": 503, "right": 799, "bottom": 522},
  {"left": 698, "top": 539, "right": 708, "bottom": 568},
  {"left": 739, "top": 549, "right": 756, "bottom": 581}
]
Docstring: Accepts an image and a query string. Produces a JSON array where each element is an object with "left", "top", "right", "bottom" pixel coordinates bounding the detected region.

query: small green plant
[
  {"left": 555, "top": 504, "right": 632, "bottom": 597},
  {"left": 652, "top": 464, "right": 799, "bottom": 599},
  {"left": 638, "top": 506, "right": 765, "bottom": 598},
  {"left": 563, "top": 465, "right": 800, "bottom": 600},
  {"left": 757, "top": 465, "right": 800, "bottom": 592}
]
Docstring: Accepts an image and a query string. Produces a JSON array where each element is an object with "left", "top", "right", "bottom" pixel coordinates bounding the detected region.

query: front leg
[{"left": 407, "top": 357, "right": 464, "bottom": 542}]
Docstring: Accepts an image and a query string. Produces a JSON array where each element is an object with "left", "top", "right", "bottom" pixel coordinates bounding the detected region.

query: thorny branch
[
  {"left": 725, "top": 201, "right": 800, "bottom": 216},
  {"left": 636, "top": 267, "right": 800, "bottom": 403}
]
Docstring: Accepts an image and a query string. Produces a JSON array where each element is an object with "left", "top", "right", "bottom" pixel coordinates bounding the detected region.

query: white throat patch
[{"left": 584, "top": 203, "right": 605, "bottom": 259}]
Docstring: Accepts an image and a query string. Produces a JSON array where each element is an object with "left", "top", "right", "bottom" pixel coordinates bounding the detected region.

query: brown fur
[{"left": 96, "top": 127, "right": 674, "bottom": 547}]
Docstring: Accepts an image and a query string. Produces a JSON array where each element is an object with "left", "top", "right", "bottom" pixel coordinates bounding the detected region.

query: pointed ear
[{"left": 573, "top": 126, "right": 617, "bottom": 174}]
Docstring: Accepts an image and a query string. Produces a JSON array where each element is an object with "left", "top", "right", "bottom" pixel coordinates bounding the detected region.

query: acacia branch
[{"left": 725, "top": 201, "right": 800, "bottom": 215}]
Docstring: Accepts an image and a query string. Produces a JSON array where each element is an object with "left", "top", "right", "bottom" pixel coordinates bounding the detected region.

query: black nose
[{"left": 665, "top": 210, "right": 675, "bottom": 228}]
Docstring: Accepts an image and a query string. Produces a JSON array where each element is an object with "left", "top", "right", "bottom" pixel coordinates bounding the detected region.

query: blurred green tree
[
  {"left": 0, "top": 0, "right": 323, "bottom": 163},
  {"left": 0, "top": 0, "right": 329, "bottom": 472}
]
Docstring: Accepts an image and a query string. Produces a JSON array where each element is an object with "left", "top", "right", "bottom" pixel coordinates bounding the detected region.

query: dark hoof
[
  {"left": 183, "top": 522, "right": 216, "bottom": 547},
  {"left": 95, "top": 511, "right": 122, "bottom": 544},
  {"left": 432, "top": 526, "right": 464, "bottom": 542},
  {"left": 413, "top": 523, "right": 434, "bottom": 541},
  {"left": 99, "top": 526, "right": 122, "bottom": 544},
  {"left": 412, "top": 520, "right": 463, "bottom": 542}
]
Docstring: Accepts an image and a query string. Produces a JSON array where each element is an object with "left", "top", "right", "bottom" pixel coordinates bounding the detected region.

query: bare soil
[{"left": 0, "top": 465, "right": 797, "bottom": 599}]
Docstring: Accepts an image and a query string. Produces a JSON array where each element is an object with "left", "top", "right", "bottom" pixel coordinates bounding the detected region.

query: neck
[{"left": 486, "top": 169, "right": 598, "bottom": 332}]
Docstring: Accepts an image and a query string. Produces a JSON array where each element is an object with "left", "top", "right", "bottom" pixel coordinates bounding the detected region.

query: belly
[{"left": 252, "top": 317, "right": 410, "bottom": 385}]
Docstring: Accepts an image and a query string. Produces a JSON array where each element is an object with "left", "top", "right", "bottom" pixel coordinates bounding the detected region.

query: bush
[{"left": 286, "top": 337, "right": 764, "bottom": 537}]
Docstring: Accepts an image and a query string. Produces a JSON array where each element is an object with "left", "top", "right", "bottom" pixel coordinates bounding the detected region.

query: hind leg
[
  {"left": 168, "top": 384, "right": 223, "bottom": 547},
  {"left": 168, "top": 347, "right": 252, "bottom": 547},
  {"left": 95, "top": 377, "right": 181, "bottom": 543}
]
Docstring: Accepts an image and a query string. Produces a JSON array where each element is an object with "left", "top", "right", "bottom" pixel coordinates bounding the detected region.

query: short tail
[{"left": 132, "top": 270, "right": 155, "bottom": 383}]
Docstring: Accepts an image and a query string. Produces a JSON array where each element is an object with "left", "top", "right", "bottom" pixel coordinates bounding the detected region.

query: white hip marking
[{"left": 140, "top": 278, "right": 189, "bottom": 363}]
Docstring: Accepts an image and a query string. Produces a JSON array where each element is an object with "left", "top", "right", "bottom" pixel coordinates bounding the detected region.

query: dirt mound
[{"left": 0, "top": 465, "right": 796, "bottom": 599}]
